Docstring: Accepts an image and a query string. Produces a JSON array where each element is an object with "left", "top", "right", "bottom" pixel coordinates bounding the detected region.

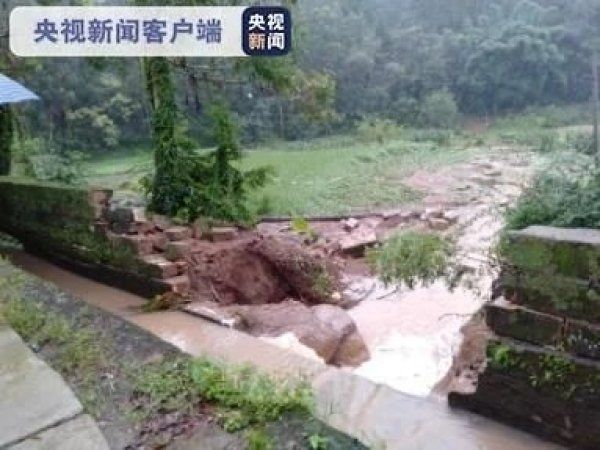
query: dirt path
[{"left": 347, "top": 147, "right": 539, "bottom": 396}]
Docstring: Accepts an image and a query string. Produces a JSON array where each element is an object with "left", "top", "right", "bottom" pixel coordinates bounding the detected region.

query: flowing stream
[{"left": 5, "top": 249, "right": 562, "bottom": 449}]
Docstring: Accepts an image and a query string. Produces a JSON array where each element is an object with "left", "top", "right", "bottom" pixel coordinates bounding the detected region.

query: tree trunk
[
  {"left": 0, "top": 105, "right": 13, "bottom": 176},
  {"left": 142, "top": 57, "right": 182, "bottom": 215}
]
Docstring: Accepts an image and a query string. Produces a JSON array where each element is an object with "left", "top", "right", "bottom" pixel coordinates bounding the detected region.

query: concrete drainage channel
[{"left": 6, "top": 251, "right": 562, "bottom": 450}]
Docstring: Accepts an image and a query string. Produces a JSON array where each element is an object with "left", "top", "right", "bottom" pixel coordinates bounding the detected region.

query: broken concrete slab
[
  {"left": 207, "top": 227, "right": 238, "bottom": 242},
  {"left": 0, "top": 326, "right": 83, "bottom": 448},
  {"left": 140, "top": 254, "right": 179, "bottom": 279},
  {"left": 9, "top": 414, "right": 108, "bottom": 450},
  {"left": 339, "top": 230, "right": 378, "bottom": 256},
  {"left": 183, "top": 302, "right": 241, "bottom": 328},
  {"left": 164, "top": 275, "right": 191, "bottom": 294},
  {"left": 342, "top": 218, "right": 360, "bottom": 232},
  {"left": 165, "top": 226, "right": 193, "bottom": 242}
]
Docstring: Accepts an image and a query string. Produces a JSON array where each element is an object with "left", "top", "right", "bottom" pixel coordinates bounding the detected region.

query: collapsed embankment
[{"left": 0, "top": 177, "right": 370, "bottom": 367}]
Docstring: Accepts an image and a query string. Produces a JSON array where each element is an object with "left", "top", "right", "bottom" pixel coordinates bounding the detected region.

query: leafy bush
[
  {"left": 66, "top": 107, "right": 120, "bottom": 152},
  {"left": 408, "top": 129, "right": 453, "bottom": 146},
  {"left": 420, "top": 89, "right": 459, "bottom": 129},
  {"left": 143, "top": 105, "right": 272, "bottom": 223},
  {"left": 566, "top": 131, "right": 594, "bottom": 155},
  {"left": 367, "top": 231, "right": 452, "bottom": 288},
  {"left": 506, "top": 169, "right": 600, "bottom": 230}
]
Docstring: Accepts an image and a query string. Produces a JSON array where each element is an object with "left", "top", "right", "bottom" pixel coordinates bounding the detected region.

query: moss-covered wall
[
  {"left": 452, "top": 226, "right": 600, "bottom": 449},
  {"left": 498, "top": 226, "right": 600, "bottom": 322},
  {"left": 0, "top": 177, "right": 146, "bottom": 275}
]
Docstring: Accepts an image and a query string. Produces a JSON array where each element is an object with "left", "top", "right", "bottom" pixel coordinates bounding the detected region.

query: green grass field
[{"left": 85, "top": 134, "right": 482, "bottom": 216}]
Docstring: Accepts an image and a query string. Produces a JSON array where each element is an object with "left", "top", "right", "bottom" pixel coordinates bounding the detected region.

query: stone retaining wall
[
  {"left": 0, "top": 178, "right": 191, "bottom": 297},
  {"left": 450, "top": 226, "right": 600, "bottom": 449}
]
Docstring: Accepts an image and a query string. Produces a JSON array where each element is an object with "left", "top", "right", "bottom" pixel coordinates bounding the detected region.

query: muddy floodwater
[
  {"left": 6, "top": 250, "right": 562, "bottom": 450},
  {"left": 348, "top": 150, "right": 538, "bottom": 396}
]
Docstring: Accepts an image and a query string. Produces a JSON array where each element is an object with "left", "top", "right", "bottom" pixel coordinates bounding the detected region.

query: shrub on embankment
[{"left": 505, "top": 154, "right": 600, "bottom": 231}]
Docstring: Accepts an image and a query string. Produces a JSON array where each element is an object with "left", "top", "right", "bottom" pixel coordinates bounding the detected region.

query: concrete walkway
[{"left": 0, "top": 325, "right": 108, "bottom": 450}]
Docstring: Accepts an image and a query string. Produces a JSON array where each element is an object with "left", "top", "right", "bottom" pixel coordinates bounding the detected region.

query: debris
[
  {"left": 207, "top": 226, "right": 237, "bottom": 242},
  {"left": 342, "top": 218, "right": 360, "bottom": 232},
  {"left": 165, "top": 226, "right": 192, "bottom": 242}
]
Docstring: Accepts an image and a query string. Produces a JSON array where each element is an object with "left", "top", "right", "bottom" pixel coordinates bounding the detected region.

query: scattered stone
[
  {"left": 165, "top": 226, "right": 192, "bottom": 242},
  {"left": 152, "top": 233, "right": 168, "bottom": 252},
  {"left": 131, "top": 207, "right": 147, "bottom": 223},
  {"left": 484, "top": 169, "right": 502, "bottom": 178},
  {"left": 342, "top": 218, "right": 360, "bottom": 232},
  {"left": 165, "top": 240, "right": 194, "bottom": 261},
  {"left": 140, "top": 254, "right": 179, "bottom": 279},
  {"left": 183, "top": 302, "right": 241, "bottom": 328},
  {"left": 151, "top": 214, "right": 172, "bottom": 232},
  {"left": 339, "top": 230, "right": 378, "bottom": 257},
  {"left": 208, "top": 226, "right": 237, "bottom": 242},
  {"left": 175, "top": 260, "right": 188, "bottom": 274},
  {"left": 164, "top": 275, "right": 190, "bottom": 294},
  {"left": 114, "top": 234, "right": 154, "bottom": 255},
  {"left": 424, "top": 207, "right": 445, "bottom": 219},
  {"left": 130, "top": 220, "right": 155, "bottom": 235}
]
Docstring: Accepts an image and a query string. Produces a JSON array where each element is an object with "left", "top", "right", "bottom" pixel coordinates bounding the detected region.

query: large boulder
[{"left": 225, "top": 300, "right": 369, "bottom": 367}]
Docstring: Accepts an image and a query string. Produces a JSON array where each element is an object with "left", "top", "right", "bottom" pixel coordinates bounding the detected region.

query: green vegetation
[
  {"left": 190, "top": 359, "right": 312, "bottom": 431},
  {"left": 0, "top": 106, "right": 13, "bottom": 175},
  {"left": 0, "top": 272, "right": 106, "bottom": 412},
  {"left": 133, "top": 357, "right": 312, "bottom": 432},
  {"left": 486, "top": 342, "right": 600, "bottom": 401},
  {"left": 0, "top": 261, "right": 316, "bottom": 443},
  {"left": 367, "top": 231, "right": 452, "bottom": 288},
  {"left": 0, "top": 177, "right": 145, "bottom": 274},
  {"left": 86, "top": 135, "right": 479, "bottom": 216},
  {"left": 141, "top": 105, "right": 272, "bottom": 223},
  {"left": 246, "top": 427, "right": 274, "bottom": 450},
  {"left": 505, "top": 155, "right": 600, "bottom": 230}
]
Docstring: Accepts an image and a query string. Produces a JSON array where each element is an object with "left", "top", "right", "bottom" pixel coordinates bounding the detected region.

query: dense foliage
[{"left": 2, "top": 0, "right": 600, "bottom": 152}]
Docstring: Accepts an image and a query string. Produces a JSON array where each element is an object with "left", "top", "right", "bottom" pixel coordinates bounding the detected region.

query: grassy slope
[{"left": 85, "top": 134, "right": 481, "bottom": 216}]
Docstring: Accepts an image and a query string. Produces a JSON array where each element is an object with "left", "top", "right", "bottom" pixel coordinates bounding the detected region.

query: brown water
[{"left": 6, "top": 250, "right": 563, "bottom": 449}]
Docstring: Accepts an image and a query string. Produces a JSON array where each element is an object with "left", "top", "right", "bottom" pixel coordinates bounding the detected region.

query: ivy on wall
[{"left": 0, "top": 106, "right": 13, "bottom": 176}]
